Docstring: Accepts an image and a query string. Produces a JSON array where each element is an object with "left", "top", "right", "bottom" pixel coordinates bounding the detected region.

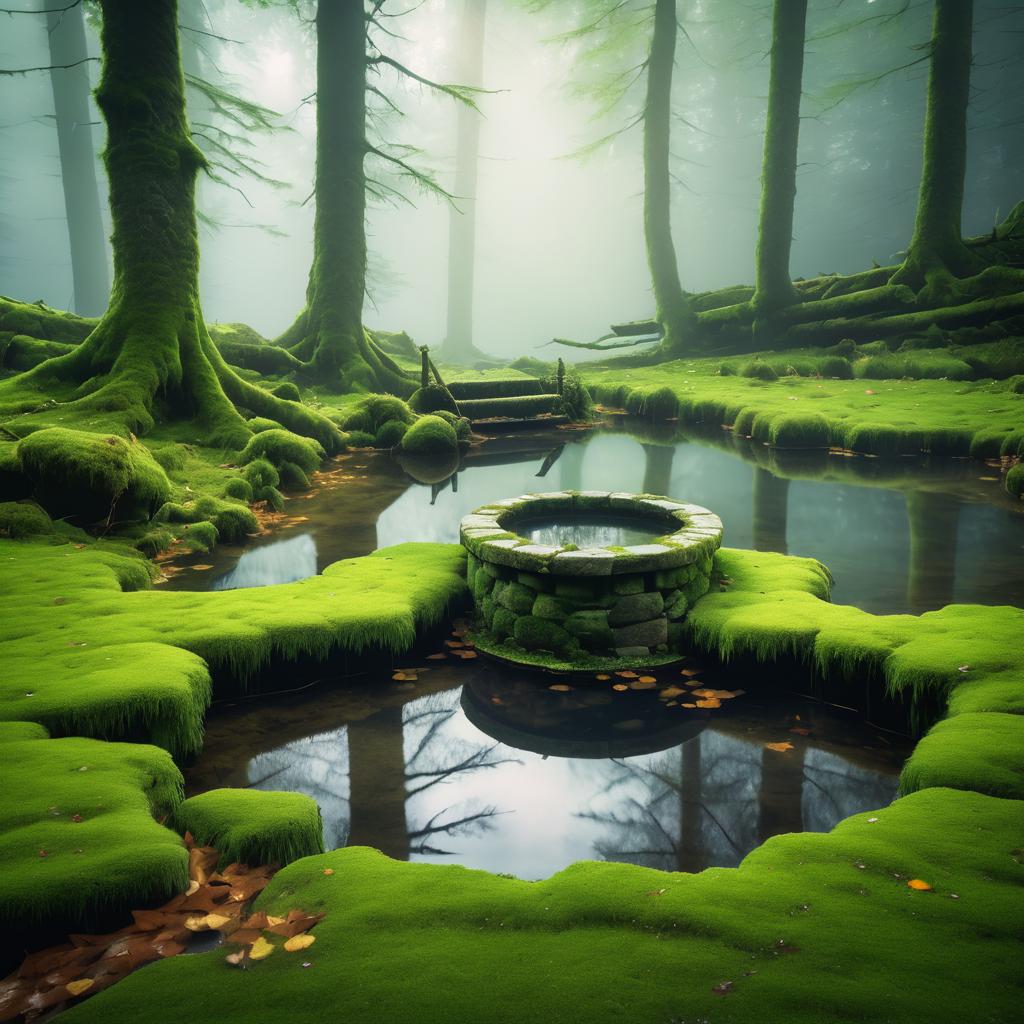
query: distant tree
[
  {"left": 42, "top": 0, "right": 110, "bottom": 317},
  {"left": 441, "top": 0, "right": 488, "bottom": 363}
]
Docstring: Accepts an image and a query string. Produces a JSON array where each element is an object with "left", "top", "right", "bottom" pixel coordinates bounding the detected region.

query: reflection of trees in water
[
  {"left": 579, "top": 731, "right": 897, "bottom": 872},
  {"left": 245, "top": 689, "right": 515, "bottom": 858}
]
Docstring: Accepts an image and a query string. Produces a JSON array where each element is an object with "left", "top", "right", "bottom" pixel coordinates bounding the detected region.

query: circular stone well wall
[{"left": 460, "top": 491, "right": 723, "bottom": 669}]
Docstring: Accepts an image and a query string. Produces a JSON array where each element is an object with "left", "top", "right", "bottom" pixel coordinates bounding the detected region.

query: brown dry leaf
[
  {"left": 680, "top": 667, "right": 702, "bottom": 678},
  {"left": 426, "top": 653, "right": 447, "bottom": 660},
  {"left": 225, "top": 928, "right": 263, "bottom": 946},
  {"left": 445, "top": 639, "right": 465, "bottom": 649},
  {"left": 283, "top": 934, "right": 316, "bottom": 953},
  {"left": 637, "top": 675, "right": 657, "bottom": 684},
  {"left": 392, "top": 672, "right": 408, "bottom": 681},
  {"left": 695, "top": 698, "right": 721, "bottom": 709},
  {"left": 548, "top": 684, "right": 572, "bottom": 692},
  {"left": 616, "top": 670, "right": 638, "bottom": 679},
  {"left": 765, "top": 741, "right": 794, "bottom": 753},
  {"left": 681, "top": 702, "right": 696, "bottom": 708},
  {"left": 907, "top": 879, "right": 933, "bottom": 892},
  {"left": 249, "top": 937, "right": 275, "bottom": 961},
  {"left": 611, "top": 684, "right": 629, "bottom": 692},
  {"left": 691, "top": 688, "right": 716, "bottom": 698},
  {"left": 659, "top": 686, "right": 686, "bottom": 699},
  {"left": 595, "top": 674, "right": 611, "bottom": 681},
  {"left": 630, "top": 679, "right": 657, "bottom": 691},
  {"left": 66, "top": 979, "right": 95, "bottom": 997},
  {"left": 457, "top": 650, "right": 478, "bottom": 660},
  {"left": 190, "top": 564, "right": 213, "bottom": 571}
]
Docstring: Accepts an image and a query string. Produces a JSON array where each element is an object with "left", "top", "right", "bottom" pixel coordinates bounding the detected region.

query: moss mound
[
  {"left": 400, "top": 415, "right": 459, "bottom": 456},
  {"left": 740, "top": 360, "right": 779, "bottom": 381},
  {"left": 270, "top": 382, "right": 302, "bottom": 403},
  {"left": 408, "top": 383, "right": 460, "bottom": 416},
  {"left": 375, "top": 419, "right": 409, "bottom": 448},
  {"left": 18, "top": 428, "right": 171, "bottom": 523},
  {"left": 0, "top": 725, "right": 187, "bottom": 934},
  {"left": 170, "top": 789, "right": 324, "bottom": 869},
  {"left": 239, "top": 429, "right": 325, "bottom": 474}
]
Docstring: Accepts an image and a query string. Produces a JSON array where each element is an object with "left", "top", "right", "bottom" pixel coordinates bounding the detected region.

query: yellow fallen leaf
[
  {"left": 907, "top": 879, "right": 933, "bottom": 891},
  {"left": 765, "top": 741, "right": 794, "bottom": 753},
  {"left": 681, "top": 702, "right": 697, "bottom": 708},
  {"left": 205, "top": 913, "right": 232, "bottom": 930},
  {"left": 250, "top": 936, "right": 275, "bottom": 960},
  {"left": 267, "top": 915, "right": 286, "bottom": 926},
  {"left": 284, "top": 933, "right": 317, "bottom": 952},
  {"left": 66, "top": 979, "right": 94, "bottom": 997},
  {"left": 695, "top": 698, "right": 721, "bottom": 709}
]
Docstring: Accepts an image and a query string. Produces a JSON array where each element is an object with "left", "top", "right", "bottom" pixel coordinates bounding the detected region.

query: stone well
[{"left": 460, "top": 491, "right": 723, "bottom": 668}]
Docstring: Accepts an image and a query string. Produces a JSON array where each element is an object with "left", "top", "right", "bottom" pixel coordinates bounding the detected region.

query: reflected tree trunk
[
  {"left": 346, "top": 707, "right": 410, "bottom": 860},
  {"left": 44, "top": 0, "right": 110, "bottom": 316},
  {"left": 752, "top": 468, "right": 789, "bottom": 554},
  {"left": 558, "top": 441, "right": 586, "bottom": 491},
  {"left": 676, "top": 736, "right": 704, "bottom": 872},
  {"left": 641, "top": 444, "right": 675, "bottom": 497},
  {"left": 906, "top": 491, "right": 959, "bottom": 613},
  {"left": 442, "top": 0, "right": 487, "bottom": 361},
  {"left": 756, "top": 744, "right": 805, "bottom": 844}
]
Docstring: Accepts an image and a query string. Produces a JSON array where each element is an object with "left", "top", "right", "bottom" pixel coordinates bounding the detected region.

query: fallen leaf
[
  {"left": 637, "top": 675, "right": 657, "bottom": 684},
  {"left": 615, "top": 671, "right": 638, "bottom": 679},
  {"left": 426, "top": 653, "right": 447, "bottom": 660},
  {"left": 867, "top": 817, "right": 879, "bottom": 824},
  {"left": 712, "top": 981, "right": 733, "bottom": 996},
  {"left": 548, "top": 684, "right": 572, "bottom": 692},
  {"left": 225, "top": 950, "right": 248, "bottom": 967},
  {"left": 680, "top": 667, "right": 702, "bottom": 678},
  {"left": 283, "top": 934, "right": 316, "bottom": 952},
  {"left": 659, "top": 686, "right": 686, "bottom": 699},
  {"left": 249, "top": 937, "right": 275, "bottom": 961},
  {"left": 907, "top": 879, "right": 933, "bottom": 892},
  {"left": 611, "top": 684, "right": 629, "bottom": 692},
  {"left": 695, "top": 698, "right": 721, "bottom": 709},
  {"left": 445, "top": 640, "right": 465, "bottom": 649},
  {"left": 66, "top": 978, "right": 95, "bottom": 997},
  {"left": 765, "top": 741, "right": 794, "bottom": 753},
  {"left": 595, "top": 674, "right": 611, "bottom": 681},
  {"left": 681, "top": 702, "right": 697, "bottom": 708},
  {"left": 630, "top": 679, "right": 657, "bottom": 691},
  {"left": 190, "top": 564, "right": 213, "bottom": 571},
  {"left": 322, "top": 868, "right": 335, "bottom": 876},
  {"left": 646, "top": 888, "right": 667, "bottom": 897}
]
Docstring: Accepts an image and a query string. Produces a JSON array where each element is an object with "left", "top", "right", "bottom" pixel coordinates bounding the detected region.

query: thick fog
[{"left": 2, "top": 0, "right": 1022, "bottom": 359}]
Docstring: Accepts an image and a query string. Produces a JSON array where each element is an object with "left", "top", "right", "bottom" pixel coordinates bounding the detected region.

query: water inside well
[{"left": 511, "top": 512, "right": 664, "bottom": 548}]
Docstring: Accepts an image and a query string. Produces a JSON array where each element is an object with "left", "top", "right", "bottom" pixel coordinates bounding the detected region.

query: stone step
[
  {"left": 457, "top": 394, "right": 561, "bottom": 422},
  {"left": 447, "top": 378, "right": 544, "bottom": 400}
]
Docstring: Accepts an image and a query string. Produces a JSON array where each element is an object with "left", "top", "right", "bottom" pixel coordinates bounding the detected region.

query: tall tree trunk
[
  {"left": 346, "top": 707, "right": 410, "bottom": 860},
  {"left": 676, "top": 735, "right": 704, "bottom": 872},
  {"left": 751, "top": 0, "right": 807, "bottom": 316},
  {"left": 44, "top": 0, "right": 110, "bottom": 317},
  {"left": 275, "top": 0, "right": 413, "bottom": 396},
  {"left": 3, "top": 0, "right": 341, "bottom": 452},
  {"left": 757, "top": 743, "right": 805, "bottom": 844},
  {"left": 643, "top": 0, "right": 695, "bottom": 354},
  {"left": 892, "top": 0, "right": 979, "bottom": 300},
  {"left": 442, "top": 0, "right": 487, "bottom": 362}
]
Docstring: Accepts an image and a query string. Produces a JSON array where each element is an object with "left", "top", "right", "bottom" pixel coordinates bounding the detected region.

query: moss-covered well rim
[{"left": 459, "top": 491, "right": 723, "bottom": 575}]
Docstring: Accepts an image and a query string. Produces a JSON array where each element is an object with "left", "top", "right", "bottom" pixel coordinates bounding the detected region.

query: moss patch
[
  {"left": 170, "top": 789, "right": 324, "bottom": 869},
  {"left": 60, "top": 788, "right": 1024, "bottom": 1024},
  {"left": 0, "top": 724, "right": 187, "bottom": 933}
]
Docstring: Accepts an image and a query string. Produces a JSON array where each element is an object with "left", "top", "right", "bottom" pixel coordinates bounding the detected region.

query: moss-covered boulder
[
  {"left": 18, "top": 428, "right": 172, "bottom": 523},
  {"left": 400, "top": 415, "right": 459, "bottom": 457},
  {"left": 409, "top": 383, "right": 460, "bottom": 417},
  {"left": 239, "top": 428, "right": 324, "bottom": 473}
]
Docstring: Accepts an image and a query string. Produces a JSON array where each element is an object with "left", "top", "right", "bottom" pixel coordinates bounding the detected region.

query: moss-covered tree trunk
[
  {"left": 275, "top": 0, "right": 414, "bottom": 396},
  {"left": 751, "top": 0, "right": 807, "bottom": 317},
  {"left": 441, "top": 0, "right": 487, "bottom": 363},
  {"left": 2, "top": 0, "right": 340, "bottom": 451},
  {"left": 644, "top": 0, "right": 696, "bottom": 355},
  {"left": 45, "top": 0, "right": 110, "bottom": 317},
  {"left": 891, "top": 0, "right": 979, "bottom": 301}
]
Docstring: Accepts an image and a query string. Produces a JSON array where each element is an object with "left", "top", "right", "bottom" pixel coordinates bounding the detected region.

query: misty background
[{"left": 2, "top": 0, "right": 1022, "bottom": 360}]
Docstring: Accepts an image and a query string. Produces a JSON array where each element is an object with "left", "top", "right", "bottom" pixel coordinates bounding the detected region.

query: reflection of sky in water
[
  {"left": 213, "top": 533, "right": 317, "bottom": 591},
  {"left": 242, "top": 689, "right": 899, "bottom": 879}
]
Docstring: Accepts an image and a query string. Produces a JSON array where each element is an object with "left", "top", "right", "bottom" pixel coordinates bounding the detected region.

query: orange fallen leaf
[
  {"left": 695, "top": 698, "right": 721, "bottom": 708},
  {"left": 426, "top": 653, "right": 447, "bottom": 660},
  {"left": 616, "top": 670, "right": 638, "bottom": 679},
  {"left": 681, "top": 702, "right": 696, "bottom": 708},
  {"left": 659, "top": 686, "right": 686, "bottom": 699},
  {"left": 680, "top": 667, "right": 701, "bottom": 677},
  {"left": 765, "top": 741, "right": 794, "bottom": 753},
  {"left": 283, "top": 934, "right": 316, "bottom": 952},
  {"left": 392, "top": 672, "right": 408, "bottom": 681},
  {"left": 445, "top": 640, "right": 465, "bottom": 648},
  {"left": 548, "top": 684, "right": 572, "bottom": 692},
  {"left": 322, "top": 868, "right": 334, "bottom": 876},
  {"left": 595, "top": 673, "right": 611, "bottom": 681},
  {"left": 612, "top": 684, "right": 629, "bottom": 692},
  {"left": 907, "top": 879, "right": 933, "bottom": 892},
  {"left": 190, "top": 564, "right": 213, "bottom": 571},
  {"left": 637, "top": 675, "right": 657, "bottom": 684}
]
